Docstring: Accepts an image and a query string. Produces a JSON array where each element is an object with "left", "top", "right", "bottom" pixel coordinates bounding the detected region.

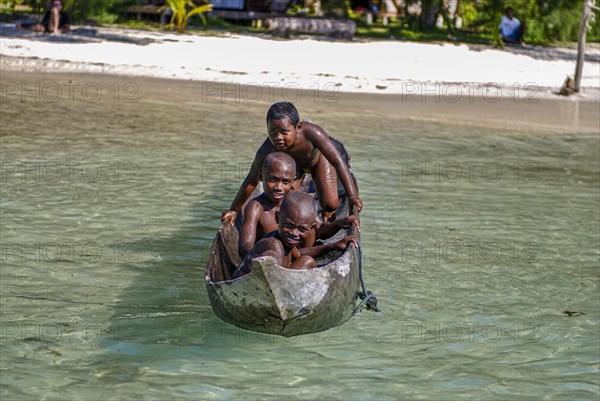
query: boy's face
[
  {"left": 267, "top": 118, "right": 298, "bottom": 151},
  {"left": 261, "top": 162, "right": 295, "bottom": 204},
  {"left": 276, "top": 206, "right": 315, "bottom": 249}
]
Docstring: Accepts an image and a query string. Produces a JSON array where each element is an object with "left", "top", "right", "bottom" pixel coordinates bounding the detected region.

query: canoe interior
[{"left": 205, "top": 171, "right": 360, "bottom": 336}]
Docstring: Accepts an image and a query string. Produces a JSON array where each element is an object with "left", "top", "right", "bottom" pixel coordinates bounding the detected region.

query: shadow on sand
[
  {"left": 1, "top": 23, "right": 157, "bottom": 45},
  {"left": 465, "top": 41, "right": 600, "bottom": 63}
]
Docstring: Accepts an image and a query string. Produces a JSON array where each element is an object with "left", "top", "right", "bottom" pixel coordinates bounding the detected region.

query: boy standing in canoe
[
  {"left": 239, "top": 152, "right": 360, "bottom": 259},
  {"left": 233, "top": 191, "right": 357, "bottom": 278},
  {"left": 222, "top": 102, "right": 362, "bottom": 224}
]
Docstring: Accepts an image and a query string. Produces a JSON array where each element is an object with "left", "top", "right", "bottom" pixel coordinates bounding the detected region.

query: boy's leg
[
  {"left": 289, "top": 255, "right": 317, "bottom": 269},
  {"left": 311, "top": 153, "right": 338, "bottom": 221},
  {"left": 17, "top": 22, "right": 45, "bottom": 32}
]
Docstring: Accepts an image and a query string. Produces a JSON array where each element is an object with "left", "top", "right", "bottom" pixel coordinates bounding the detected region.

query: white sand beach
[{"left": 1, "top": 23, "right": 599, "bottom": 101}]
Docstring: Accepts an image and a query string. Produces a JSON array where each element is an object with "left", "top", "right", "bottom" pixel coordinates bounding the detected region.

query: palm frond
[{"left": 185, "top": 5, "right": 213, "bottom": 26}]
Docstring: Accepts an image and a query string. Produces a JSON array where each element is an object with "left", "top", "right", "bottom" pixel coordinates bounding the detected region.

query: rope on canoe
[{"left": 353, "top": 240, "right": 381, "bottom": 315}]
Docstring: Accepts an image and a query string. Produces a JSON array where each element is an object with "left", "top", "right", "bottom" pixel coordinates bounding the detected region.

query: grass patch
[
  {"left": 354, "top": 22, "right": 494, "bottom": 45},
  {"left": 100, "top": 16, "right": 267, "bottom": 38}
]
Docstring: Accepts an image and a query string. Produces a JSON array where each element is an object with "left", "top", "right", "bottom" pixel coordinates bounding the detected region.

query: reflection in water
[{"left": 1, "top": 72, "right": 598, "bottom": 400}]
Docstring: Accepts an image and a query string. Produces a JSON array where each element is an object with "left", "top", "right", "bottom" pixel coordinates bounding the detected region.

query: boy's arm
[
  {"left": 316, "top": 215, "right": 359, "bottom": 240},
  {"left": 306, "top": 125, "right": 362, "bottom": 211},
  {"left": 238, "top": 201, "right": 262, "bottom": 258},
  {"left": 232, "top": 237, "right": 286, "bottom": 278},
  {"left": 299, "top": 235, "right": 358, "bottom": 258},
  {"left": 221, "top": 140, "right": 271, "bottom": 224}
]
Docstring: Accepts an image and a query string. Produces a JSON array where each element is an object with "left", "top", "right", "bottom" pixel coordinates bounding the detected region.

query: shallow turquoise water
[{"left": 1, "top": 72, "right": 599, "bottom": 400}]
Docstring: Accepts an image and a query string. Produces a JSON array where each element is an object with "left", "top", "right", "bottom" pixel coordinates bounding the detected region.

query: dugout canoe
[
  {"left": 205, "top": 174, "right": 360, "bottom": 337},
  {"left": 204, "top": 210, "right": 360, "bottom": 337}
]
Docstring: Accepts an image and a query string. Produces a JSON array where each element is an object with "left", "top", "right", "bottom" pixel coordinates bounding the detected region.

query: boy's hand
[
  {"left": 337, "top": 215, "right": 360, "bottom": 231},
  {"left": 334, "top": 235, "right": 358, "bottom": 251},
  {"left": 221, "top": 209, "right": 237, "bottom": 225},
  {"left": 349, "top": 196, "right": 363, "bottom": 213},
  {"left": 291, "top": 247, "right": 301, "bottom": 259}
]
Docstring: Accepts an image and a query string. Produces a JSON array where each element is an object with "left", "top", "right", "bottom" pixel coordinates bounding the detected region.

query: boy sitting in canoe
[
  {"left": 238, "top": 152, "right": 296, "bottom": 258},
  {"left": 238, "top": 152, "right": 360, "bottom": 259},
  {"left": 222, "top": 101, "right": 362, "bottom": 224},
  {"left": 232, "top": 191, "right": 357, "bottom": 278}
]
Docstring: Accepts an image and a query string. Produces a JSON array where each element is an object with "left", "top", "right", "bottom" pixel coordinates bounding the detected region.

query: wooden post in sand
[{"left": 574, "top": 0, "right": 593, "bottom": 92}]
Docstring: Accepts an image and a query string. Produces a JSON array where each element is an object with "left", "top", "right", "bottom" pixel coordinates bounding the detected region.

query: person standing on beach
[
  {"left": 221, "top": 102, "right": 362, "bottom": 224},
  {"left": 499, "top": 7, "right": 525, "bottom": 44}
]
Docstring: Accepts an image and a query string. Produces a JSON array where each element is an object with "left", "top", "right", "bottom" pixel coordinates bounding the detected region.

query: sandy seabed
[{"left": 1, "top": 68, "right": 598, "bottom": 135}]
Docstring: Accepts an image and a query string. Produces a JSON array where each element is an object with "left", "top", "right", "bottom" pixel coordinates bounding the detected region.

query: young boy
[
  {"left": 232, "top": 191, "right": 357, "bottom": 278},
  {"left": 238, "top": 152, "right": 296, "bottom": 258},
  {"left": 222, "top": 102, "right": 362, "bottom": 224},
  {"left": 238, "top": 152, "right": 359, "bottom": 259}
]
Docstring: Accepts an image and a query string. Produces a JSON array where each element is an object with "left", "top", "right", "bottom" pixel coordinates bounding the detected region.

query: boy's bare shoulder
[
  {"left": 256, "top": 137, "right": 276, "bottom": 155},
  {"left": 301, "top": 121, "right": 327, "bottom": 140},
  {"left": 244, "top": 196, "right": 265, "bottom": 214},
  {"left": 301, "top": 120, "right": 322, "bottom": 132}
]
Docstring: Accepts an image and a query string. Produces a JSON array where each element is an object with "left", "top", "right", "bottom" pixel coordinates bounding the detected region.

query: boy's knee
[
  {"left": 291, "top": 255, "right": 317, "bottom": 269},
  {"left": 320, "top": 197, "right": 339, "bottom": 213}
]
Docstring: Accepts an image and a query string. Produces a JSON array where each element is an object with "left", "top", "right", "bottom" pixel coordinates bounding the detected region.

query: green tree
[
  {"left": 471, "top": 0, "right": 599, "bottom": 43},
  {"left": 321, "top": 0, "right": 349, "bottom": 18}
]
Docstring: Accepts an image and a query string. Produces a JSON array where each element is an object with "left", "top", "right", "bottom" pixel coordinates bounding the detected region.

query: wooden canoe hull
[
  {"left": 205, "top": 137, "right": 359, "bottom": 336},
  {"left": 205, "top": 220, "right": 360, "bottom": 337}
]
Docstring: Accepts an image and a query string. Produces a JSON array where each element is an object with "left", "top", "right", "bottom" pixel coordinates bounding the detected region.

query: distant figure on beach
[
  {"left": 232, "top": 191, "right": 357, "bottom": 278},
  {"left": 221, "top": 102, "right": 362, "bottom": 224},
  {"left": 499, "top": 7, "right": 524, "bottom": 45},
  {"left": 17, "top": 1, "right": 70, "bottom": 34}
]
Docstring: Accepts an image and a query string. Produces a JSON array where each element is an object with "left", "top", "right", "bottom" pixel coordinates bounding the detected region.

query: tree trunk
[
  {"left": 574, "top": 0, "right": 592, "bottom": 92},
  {"left": 420, "top": 0, "right": 437, "bottom": 29},
  {"left": 453, "top": 0, "right": 462, "bottom": 28}
]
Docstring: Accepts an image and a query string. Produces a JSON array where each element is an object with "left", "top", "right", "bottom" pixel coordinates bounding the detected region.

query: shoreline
[
  {"left": 2, "top": 69, "right": 599, "bottom": 134},
  {"left": 1, "top": 23, "right": 599, "bottom": 102}
]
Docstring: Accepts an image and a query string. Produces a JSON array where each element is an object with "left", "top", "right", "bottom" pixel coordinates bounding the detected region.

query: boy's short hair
[
  {"left": 281, "top": 191, "right": 317, "bottom": 219},
  {"left": 266, "top": 102, "right": 300, "bottom": 126},
  {"left": 262, "top": 152, "right": 296, "bottom": 173}
]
